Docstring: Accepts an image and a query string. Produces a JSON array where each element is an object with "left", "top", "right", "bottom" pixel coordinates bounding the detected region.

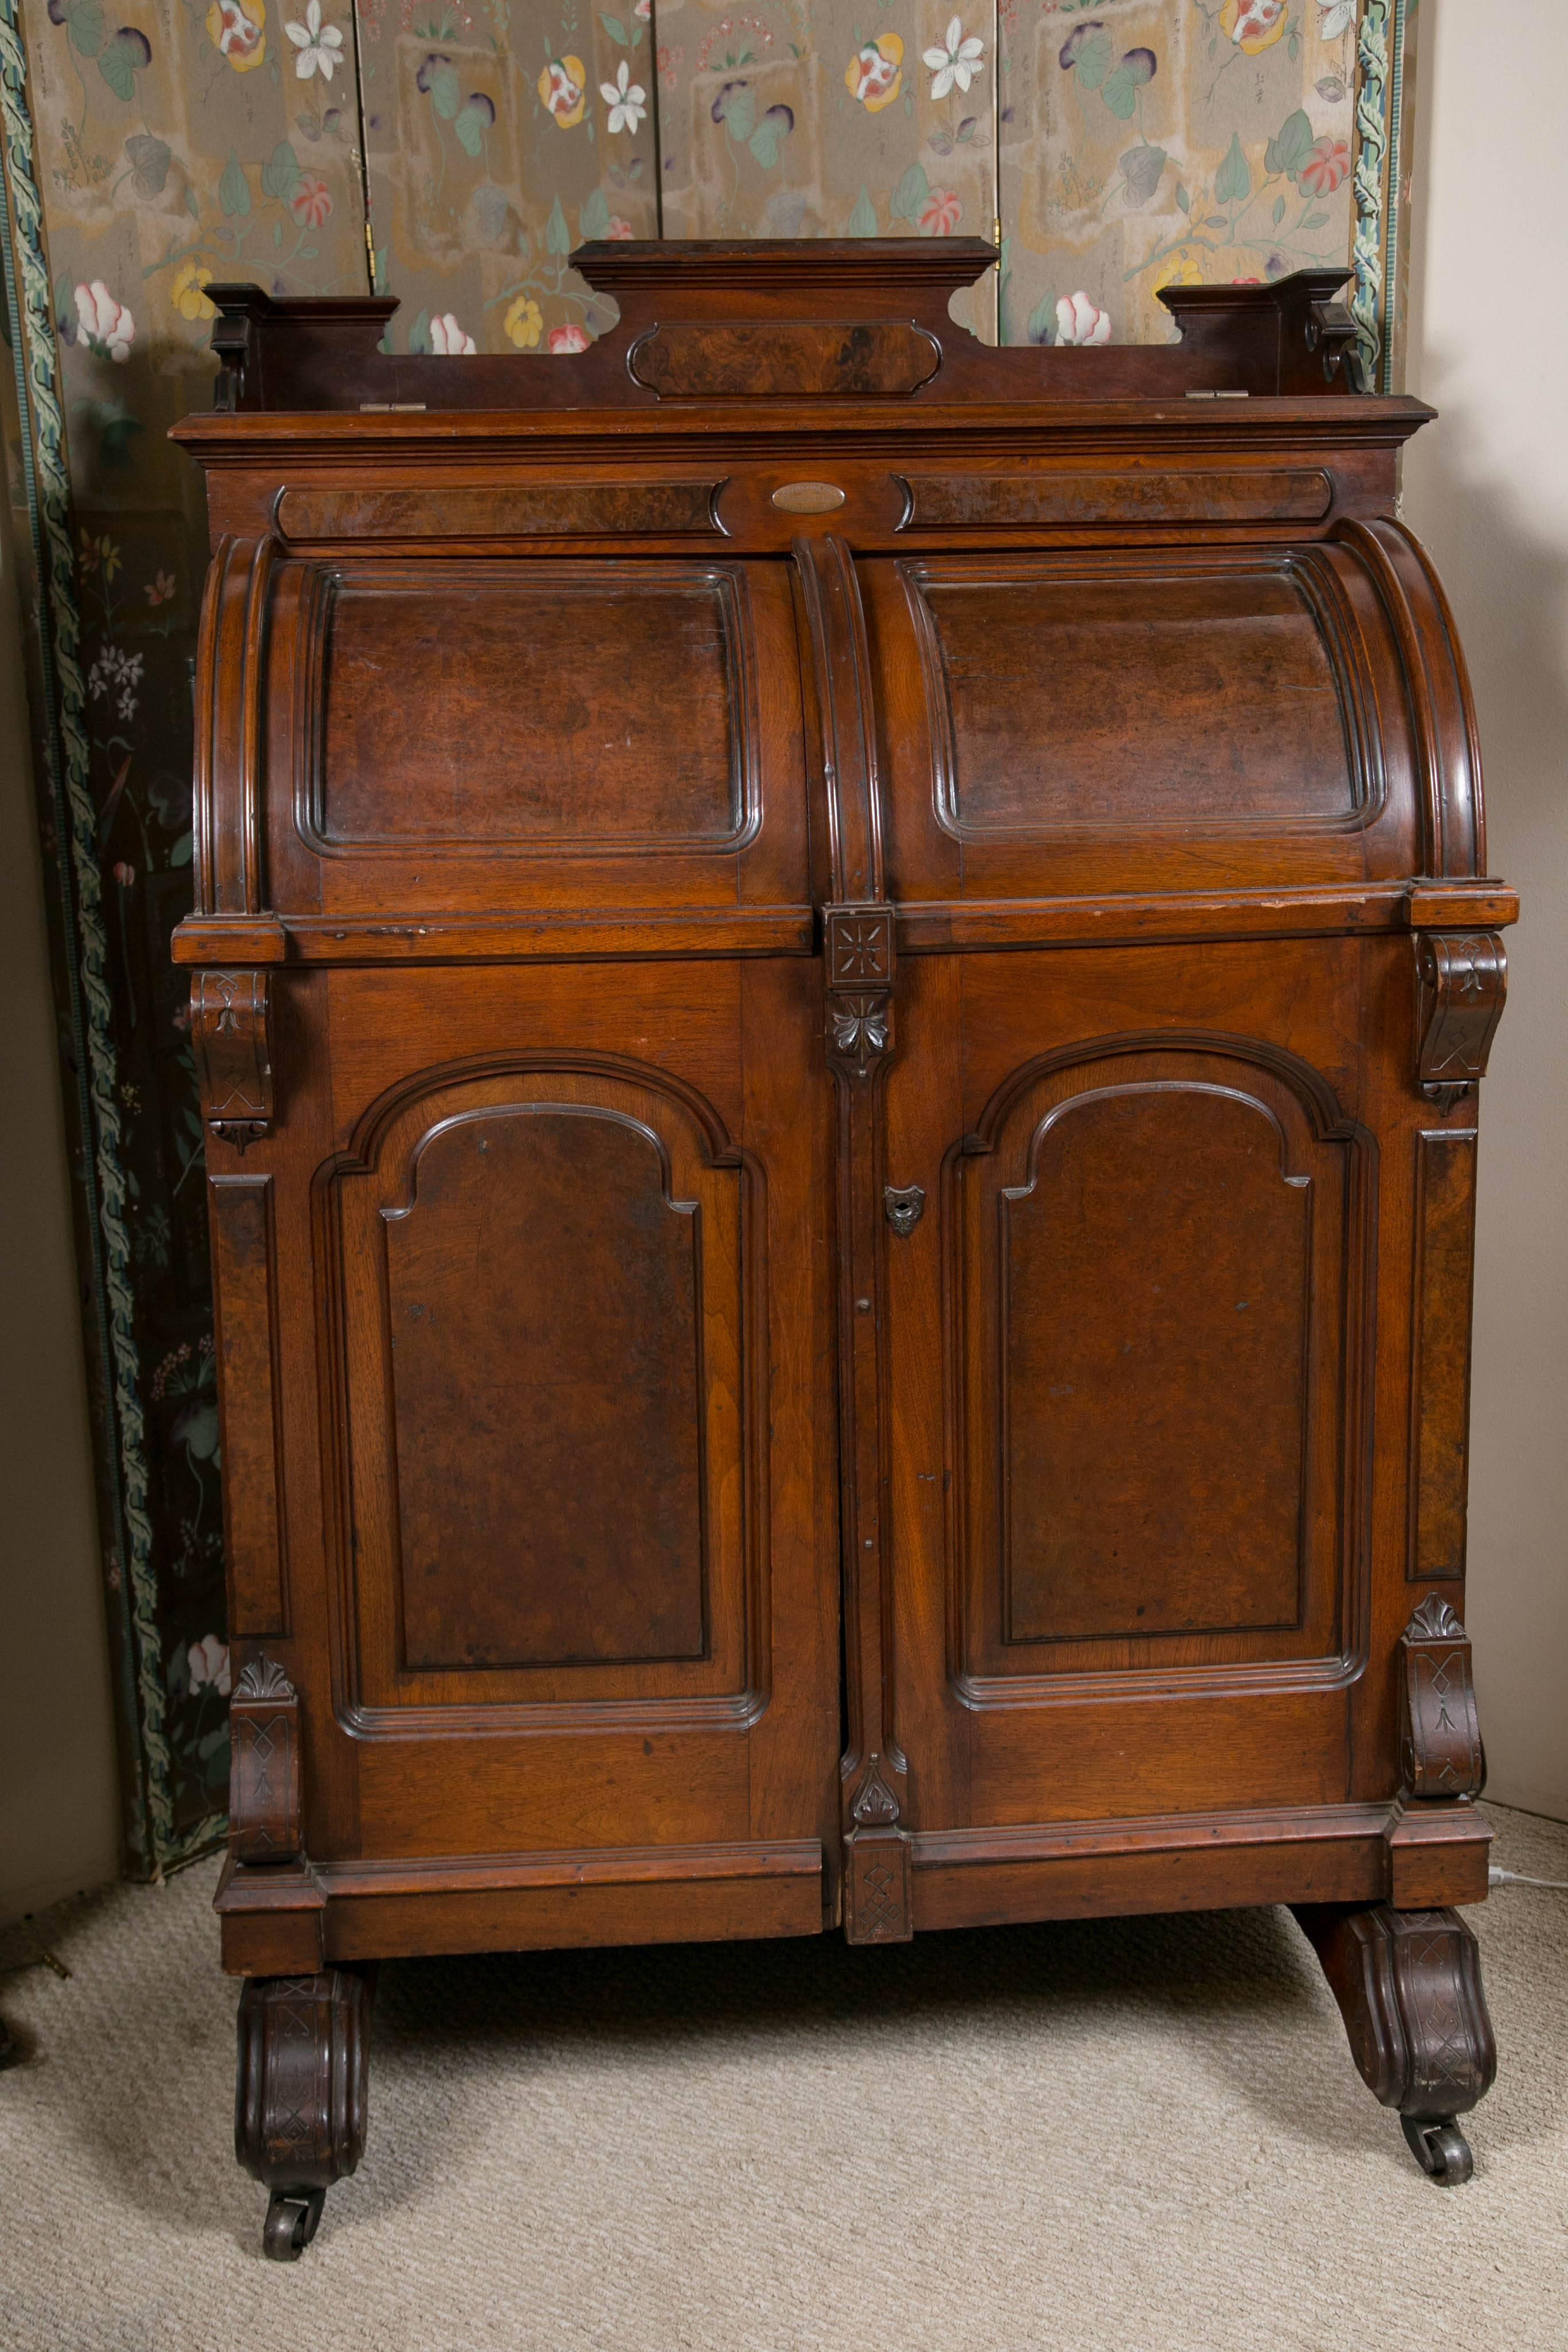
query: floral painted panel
[
  {"left": 355, "top": 0, "right": 661, "bottom": 355},
  {"left": 654, "top": 2, "right": 1001, "bottom": 341},
  {"left": 998, "top": 1, "right": 1361, "bottom": 346},
  {"left": 7, "top": 0, "right": 369, "bottom": 1866}
]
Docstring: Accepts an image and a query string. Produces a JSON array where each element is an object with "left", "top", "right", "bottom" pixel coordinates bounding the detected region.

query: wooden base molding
[
  {"left": 910, "top": 1801, "right": 1491, "bottom": 1931},
  {"left": 217, "top": 1840, "right": 826, "bottom": 1973}
]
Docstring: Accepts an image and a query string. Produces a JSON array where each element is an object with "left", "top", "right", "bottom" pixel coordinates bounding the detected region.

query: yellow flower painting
[
  {"left": 504, "top": 294, "right": 543, "bottom": 349},
  {"left": 845, "top": 33, "right": 902, "bottom": 113},
  {"left": 171, "top": 262, "right": 217, "bottom": 322}
]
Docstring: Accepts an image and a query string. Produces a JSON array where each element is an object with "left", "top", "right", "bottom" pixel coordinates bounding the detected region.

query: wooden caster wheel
[{"left": 262, "top": 2187, "right": 327, "bottom": 2260}]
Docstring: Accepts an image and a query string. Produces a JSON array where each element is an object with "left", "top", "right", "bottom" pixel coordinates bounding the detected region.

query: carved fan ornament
[
  {"left": 237, "top": 1656, "right": 295, "bottom": 1701},
  {"left": 845, "top": 1758, "right": 912, "bottom": 1944}
]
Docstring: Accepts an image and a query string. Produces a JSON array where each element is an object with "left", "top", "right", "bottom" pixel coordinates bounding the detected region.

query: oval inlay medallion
[{"left": 771, "top": 481, "right": 847, "bottom": 514}]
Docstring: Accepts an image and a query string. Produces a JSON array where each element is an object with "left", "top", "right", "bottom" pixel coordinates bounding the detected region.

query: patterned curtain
[{"left": 0, "top": 0, "right": 1416, "bottom": 1877}]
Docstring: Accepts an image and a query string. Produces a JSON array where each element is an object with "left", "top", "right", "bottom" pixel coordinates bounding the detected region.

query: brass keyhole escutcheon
[{"left": 884, "top": 1185, "right": 925, "bottom": 1236}]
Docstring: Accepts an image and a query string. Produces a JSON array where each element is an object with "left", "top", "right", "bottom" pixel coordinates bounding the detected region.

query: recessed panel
[
  {"left": 908, "top": 561, "right": 1358, "bottom": 836},
  {"left": 315, "top": 565, "right": 748, "bottom": 848},
  {"left": 385, "top": 1104, "right": 707, "bottom": 1669},
  {"left": 1001, "top": 1085, "right": 1310, "bottom": 1643}
]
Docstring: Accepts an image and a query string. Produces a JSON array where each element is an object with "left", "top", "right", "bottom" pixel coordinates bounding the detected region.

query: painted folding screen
[{"left": 0, "top": 0, "right": 1417, "bottom": 1875}]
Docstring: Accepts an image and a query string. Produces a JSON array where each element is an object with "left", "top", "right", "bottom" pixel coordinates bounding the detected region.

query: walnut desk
[{"left": 171, "top": 241, "right": 1511, "bottom": 2255}]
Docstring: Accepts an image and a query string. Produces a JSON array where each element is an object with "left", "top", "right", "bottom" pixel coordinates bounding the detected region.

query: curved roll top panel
[
  {"left": 178, "top": 481, "right": 1498, "bottom": 972},
  {"left": 863, "top": 519, "right": 1485, "bottom": 908},
  {"left": 189, "top": 544, "right": 814, "bottom": 950}
]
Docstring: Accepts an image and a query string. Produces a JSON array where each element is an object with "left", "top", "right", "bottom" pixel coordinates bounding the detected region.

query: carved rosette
[
  {"left": 230, "top": 1654, "right": 301, "bottom": 1865},
  {"left": 1401, "top": 1597, "right": 1484, "bottom": 1799},
  {"left": 824, "top": 906, "right": 895, "bottom": 1083},
  {"left": 235, "top": 1968, "right": 373, "bottom": 2193},
  {"left": 193, "top": 969, "right": 274, "bottom": 1150},
  {"left": 1414, "top": 933, "right": 1507, "bottom": 1113}
]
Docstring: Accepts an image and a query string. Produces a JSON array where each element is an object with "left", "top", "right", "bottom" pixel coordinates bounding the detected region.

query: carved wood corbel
[
  {"left": 1414, "top": 932, "right": 1506, "bottom": 1113},
  {"left": 192, "top": 969, "right": 274, "bottom": 1151},
  {"left": 230, "top": 1653, "right": 301, "bottom": 1864},
  {"left": 1400, "top": 1597, "right": 1484, "bottom": 1800}
]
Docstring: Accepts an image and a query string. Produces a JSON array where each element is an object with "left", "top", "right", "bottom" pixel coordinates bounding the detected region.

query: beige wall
[
  {"left": 1402, "top": 0, "right": 1568, "bottom": 1818},
  {"left": 0, "top": 488, "right": 121, "bottom": 1921}
]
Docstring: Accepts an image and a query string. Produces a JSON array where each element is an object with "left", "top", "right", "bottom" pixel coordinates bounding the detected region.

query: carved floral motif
[{"left": 828, "top": 994, "right": 891, "bottom": 1080}]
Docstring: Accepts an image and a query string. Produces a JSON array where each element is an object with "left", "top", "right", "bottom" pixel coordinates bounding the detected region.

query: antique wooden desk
[{"left": 172, "top": 242, "right": 1512, "bottom": 2255}]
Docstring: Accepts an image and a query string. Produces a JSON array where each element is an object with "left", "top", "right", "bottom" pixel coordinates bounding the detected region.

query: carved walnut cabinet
[{"left": 172, "top": 244, "right": 1512, "bottom": 2255}]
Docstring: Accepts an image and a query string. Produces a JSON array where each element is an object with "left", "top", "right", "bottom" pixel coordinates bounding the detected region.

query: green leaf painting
[
  {"left": 218, "top": 152, "right": 251, "bottom": 219},
  {"left": 260, "top": 141, "right": 301, "bottom": 203},
  {"left": 1216, "top": 133, "right": 1251, "bottom": 206}
]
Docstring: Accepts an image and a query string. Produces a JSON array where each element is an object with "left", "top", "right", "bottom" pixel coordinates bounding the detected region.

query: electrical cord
[{"left": 1489, "top": 1867, "right": 1568, "bottom": 1890}]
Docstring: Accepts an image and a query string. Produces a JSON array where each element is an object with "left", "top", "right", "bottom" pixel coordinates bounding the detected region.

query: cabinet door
[
  {"left": 271, "top": 954, "right": 839, "bottom": 1949},
  {"left": 199, "top": 531, "right": 840, "bottom": 1954},
  {"left": 881, "top": 940, "right": 1386, "bottom": 1921}
]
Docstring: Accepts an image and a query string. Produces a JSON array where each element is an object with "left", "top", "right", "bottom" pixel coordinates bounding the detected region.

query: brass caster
[
  {"left": 262, "top": 2186, "right": 326, "bottom": 2259},
  {"left": 1402, "top": 2114, "right": 1475, "bottom": 2186}
]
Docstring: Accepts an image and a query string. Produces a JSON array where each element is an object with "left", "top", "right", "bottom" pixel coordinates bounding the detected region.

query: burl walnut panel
[
  {"left": 999, "top": 1084, "right": 1310, "bottom": 1645},
  {"left": 209, "top": 1175, "right": 288, "bottom": 1637},
  {"left": 1409, "top": 1132, "right": 1479, "bottom": 1581},
  {"left": 905, "top": 558, "right": 1359, "bottom": 838},
  {"left": 316, "top": 564, "right": 748, "bottom": 849},
  {"left": 951, "top": 1034, "right": 1364, "bottom": 1687},
  {"left": 385, "top": 1103, "right": 708, "bottom": 1671},
  {"left": 328, "top": 1046, "right": 755, "bottom": 1722}
]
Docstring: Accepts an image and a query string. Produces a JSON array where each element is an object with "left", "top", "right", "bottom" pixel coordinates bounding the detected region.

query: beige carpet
[{"left": 2, "top": 1805, "right": 1565, "bottom": 2352}]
